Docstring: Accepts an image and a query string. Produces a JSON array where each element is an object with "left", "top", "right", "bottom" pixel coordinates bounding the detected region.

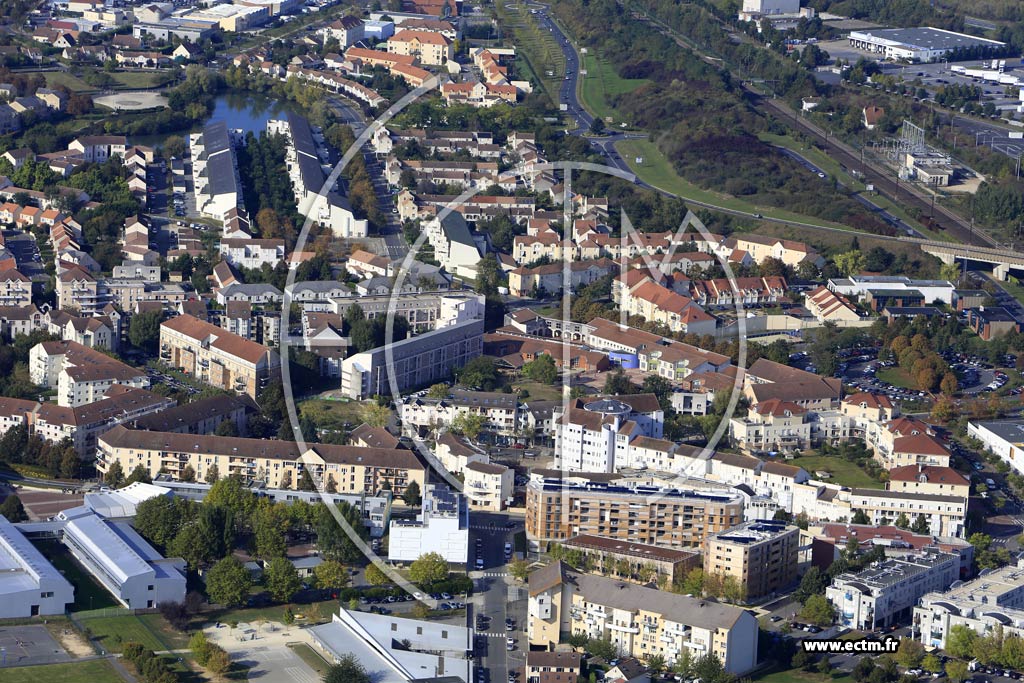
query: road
[{"left": 950, "top": 114, "right": 1024, "bottom": 163}]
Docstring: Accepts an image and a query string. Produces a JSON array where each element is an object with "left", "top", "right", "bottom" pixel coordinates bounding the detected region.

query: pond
[{"left": 132, "top": 91, "right": 301, "bottom": 148}]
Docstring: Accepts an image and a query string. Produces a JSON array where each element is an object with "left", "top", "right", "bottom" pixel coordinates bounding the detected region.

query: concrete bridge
[{"left": 910, "top": 239, "right": 1024, "bottom": 280}]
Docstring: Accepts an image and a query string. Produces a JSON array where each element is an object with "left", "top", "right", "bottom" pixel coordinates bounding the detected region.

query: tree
[
  {"left": 362, "top": 403, "right": 391, "bottom": 429},
  {"left": 800, "top": 594, "right": 836, "bottom": 627},
  {"left": 427, "top": 383, "right": 450, "bottom": 399},
  {"left": 325, "top": 653, "right": 371, "bottom": 683},
  {"left": 104, "top": 461, "right": 125, "bottom": 488},
  {"left": 945, "top": 660, "right": 969, "bottom": 683},
  {"left": 852, "top": 509, "right": 870, "bottom": 524},
  {"left": 170, "top": 522, "right": 219, "bottom": 570},
  {"left": 456, "top": 356, "right": 500, "bottom": 391},
  {"left": 59, "top": 447, "right": 79, "bottom": 479},
  {"left": 853, "top": 657, "right": 876, "bottom": 683},
  {"left": 911, "top": 514, "right": 930, "bottom": 535},
  {"left": 204, "top": 556, "right": 252, "bottom": 607},
  {"left": 265, "top": 556, "right": 302, "bottom": 603},
  {"left": 835, "top": 250, "right": 866, "bottom": 277},
  {"left": 641, "top": 374, "right": 674, "bottom": 413},
  {"left": 364, "top": 563, "right": 389, "bottom": 586},
  {"left": 253, "top": 502, "right": 290, "bottom": 559},
  {"left": 894, "top": 512, "right": 910, "bottom": 529},
  {"left": 401, "top": 480, "right": 421, "bottom": 507},
  {"left": 206, "top": 463, "right": 220, "bottom": 483},
  {"left": 126, "top": 464, "right": 152, "bottom": 485},
  {"left": 181, "top": 464, "right": 196, "bottom": 483},
  {"left": 451, "top": 412, "right": 486, "bottom": 441},
  {"left": 946, "top": 625, "right": 977, "bottom": 660},
  {"left": 523, "top": 354, "right": 559, "bottom": 384},
  {"left": 921, "top": 654, "right": 942, "bottom": 674},
  {"left": 314, "top": 560, "right": 348, "bottom": 589},
  {"left": 128, "top": 310, "right": 163, "bottom": 352},
  {"left": 163, "top": 135, "right": 186, "bottom": 159},
  {"left": 510, "top": 559, "right": 531, "bottom": 581},
  {"left": 794, "top": 566, "right": 827, "bottom": 604},
  {"left": 646, "top": 655, "right": 666, "bottom": 673},
  {"left": 206, "top": 476, "right": 256, "bottom": 521},
  {"left": 0, "top": 495, "right": 27, "bottom": 522},
  {"left": 409, "top": 552, "right": 449, "bottom": 584},
  {"left": 896, "top": 638, "right": 925, "bottom": 668},
  {"left": 604, "top": 367, "right": 637, "bottom": 395}
]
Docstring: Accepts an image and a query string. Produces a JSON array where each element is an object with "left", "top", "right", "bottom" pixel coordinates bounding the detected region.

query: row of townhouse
[
  {"left": 0, "top": 305, "right": 117, "bottom": 348},
  {"left": 96, "top": 425, "right": 427, "bottom": 497},
  {"left": 384, "top": 156, "right": 508, "bottom": 192},
  {"left": 688, "top": 276, "right": 788, "bottom": 308},
  {"left": 285, "top": 66, "right": 388, "bottom": 108},
  {"left": 440, "top": 80, "right": 518, "bottom": 107},
  {"left": 29, "top": 340, "right": 149, "bottom": 407},
  {"left": 370, "top": 126, "right": 501, "bottom": 159},
  {"left": 397, "top": 189, "right": 535, "bottom": 223},
  {"left": 190, "top": 121, "right": 243, "bottom": 223},
  {"left": 507, "top": 259, "right": 618, "bottom": 297},
  {"left": 57, "top": 266, "right": 188, "bottom": 315},
  {"left": 615, "top": 273, "right": 717, "bottom": 336}
]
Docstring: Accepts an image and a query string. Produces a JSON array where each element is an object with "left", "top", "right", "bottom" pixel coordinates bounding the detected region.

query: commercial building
[
  {"left": 268, "top": 113, "right": 368, "bottom": 238},
  {"left": 133, "top": 17, "right": 218, "bottom": 41},
  {"left": 190, "top": 121, "right": 243, "bottom": 222},
  {"left": 703, "top": 521, "right": 799, "bottom": 601},
  {"left": 848, "top": 28, "right": 1005, "bottom": 63},
  {"left": 553, "top": 395, "right": 665, "bottom": 473},
  {"left": 388, "top": 484, "right": 468, "bottom": 564},
  {"left": 341, "top": 318, "right": 484, "bottom": 400},
  {"left": 826, "top": 550, "right": 959, "bottom": 630},
  {"left": 29, "top": 340, "right": 149, "bottom": 407},
  {"left": 0, "top": 516, "right": 74, "bottom": 618},
  {"left": 310, "top": 608, "right": 473, "bottom": 683},
  {"left": 60, "top": 508, "right": 186, "bottom": 609},
  {"left": 968, "top": 419, "right": 1024, "bottom": 475},
  {"left": 525, "top": 474, "right": 744, "bottom": 550},
  {"left": 186, "top": 3, "right": 269, "bottom": 31},
  {"left": 806, "top": 523, "right": 974, "bottom": 578},
  {"left": 97, "top": 426, "right": 427, "bottom": 497},
  {"left": 913, "top": 561, "right": 1024, "bottom": 649},
  {"left": 561, "top": 534, "right": 701, "bottom": 587},
  {"left": 968, "top": 306, "right": 1020, "bottom": 341},
  {"left": 527, "top": 561, "right": 758, "bottom": 673},
  {"left": 463, "top": 460, "right": 513, "bottom": 511},
  {"left": 160, "top": 314, "right": 281, "bottom": 400},
  {"left": 827, "top": 275, "right": 955, "bottom": 305}
]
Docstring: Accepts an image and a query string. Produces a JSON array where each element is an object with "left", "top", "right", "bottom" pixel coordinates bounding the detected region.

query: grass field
[
  {"left": 42, "top": 71, "right": 95, "bottom": 93},
  {"left": 784, "top": 454, "right": 884, "bottom": 489},
  {"left": 289, "top": 643, "right": 331, "bottom": 676},
  {"left": 80, "top": 614, "right": 169, "bottom": 653},
  {"left": 754, "top": 666, "right": 853, "bottom": 683},
  {"left": 299, "top": 398, "right": 369, "bottom": 432},
  {"left": 496, "top": 0, "right": 565, "bottom": 107},
  {"left": 579, "top": 51, "right": 649, "bottom": 122},
  {"left": 877, "top": 367, "right": 920, "bottom": 390},
  {"left": 110, "top": 71, "right": 171, "bottom": 89},
  {"left": 512, "top": 379, "right": 564, "bottom": 402},
  {"left": 4, "top": 659, "right": 124, "bottom": 683},
  {"left": 35, "top": 541, "right": 119, "bottom": 611},
  {"left": 208, "top": 598, "right": 337, "bottom": 627}
]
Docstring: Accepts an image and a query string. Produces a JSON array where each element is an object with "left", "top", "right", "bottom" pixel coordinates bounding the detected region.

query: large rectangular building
[
  {"left": 525, "top": 474, "right": 744, "bottom": 550},
  {"left": 97, "top": 426, "right": 426, "bottom": 497},
  {"left": 968, "top": 419, "right": 1024, "bottom": 475},
  {"left": 848, "top": 28, "right": 1005, "bottom": 63},
  {"left": 0, "top": 516, "right": 74, "bottom": 618},
  {"left": 826, "top": 550, "right": 959, "bottom": 631},
  {"left": 190, "top": 121, "right": 243, "bottom": 222},
  {"left": 703, "top": 521, "right": 799, "bottom": 601},
  {"left": 528, "top": 561, "right": 758, "bottom": 674},
  {"left": 341, "top": 318, "right": 484, "bottom": 400},
  {"left": 160, "top": 314, "right": 280, "bottom": 400},
  {"left": 29, "top": 339, "right": 149, "bottom": 407},
  {"left": 388, "top": 485, "right": 468, "bottom": 564}
]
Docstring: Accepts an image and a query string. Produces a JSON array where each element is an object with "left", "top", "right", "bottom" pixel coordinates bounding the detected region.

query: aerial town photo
[{"left": 5, "top": 0, "right": 1024, "bottom": 680}]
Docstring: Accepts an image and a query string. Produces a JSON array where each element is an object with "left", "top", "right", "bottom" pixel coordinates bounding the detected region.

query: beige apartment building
[
  {"left": 97, "top": 426, "right": 426, "bottom": 496},
  {"left": 387, "top": 29, "right": 452, "bottom": 65},
  {"left": 527, "top": 562, "right": 758, "bottom": 674},
  {"left": 159, "top": 314, "right": 281, "bottom": 399},
  {"left": 561, "top": 534, "right": 701, "bottom": 587},
  {"left": 525, "top": 476, "right": 744, "bottom": 550},
  {"left": 463, "top": 460, "right": 513, "bottom": 511},
  {"left": 703, "top": 521, "right": 799, "bottom": 601}
]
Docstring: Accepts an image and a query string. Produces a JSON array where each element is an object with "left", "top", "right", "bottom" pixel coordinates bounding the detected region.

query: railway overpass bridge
[{"left": 912, "top": 239, "right": 1024, "bottom": 280}]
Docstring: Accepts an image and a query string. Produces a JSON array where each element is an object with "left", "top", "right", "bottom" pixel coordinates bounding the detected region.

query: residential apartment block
[
  {"left": 97, "top": 426, "right": 426, "bottom": 497},
  {"left": 388, "top": 484, "right": 468, "bottom": 564},
  {"left": 190, "top": 121, "right": 243, "bottom": 222},
  {"left": 29, "top": 340, "right": 149, "bottom": 407},
  {"left": 553, "top": 395, "right": 665, "bottom": 473},
  {"left": 561, "top": 534, "right": 701, "bottom": 587},
  {"left": 703, "top": 521, "right": 799, "bottom": 600},
  {"left": 399, "top": 389, "right": 519, "bottom": 437},
  {"left": 826, "top": 550, "right": 959, "bottom": 631},
  {"left": 527, "top": 562, "right": 758, "bottom": 673},
  {"left": 463, "top": 460, "right": 514, "bottom": 511},
  {"left": 159, "top": 314, "right": 281, "bottom": 400}
]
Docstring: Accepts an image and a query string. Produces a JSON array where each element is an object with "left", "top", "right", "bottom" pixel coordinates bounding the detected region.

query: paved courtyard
[{"left": 205, "top": 620, "right": 321, "bottom": 682}]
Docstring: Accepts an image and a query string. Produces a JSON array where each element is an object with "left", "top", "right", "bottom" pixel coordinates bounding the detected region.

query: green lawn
[
  {"left": 876, "top": 367, "right": 920, "bottom": 391},
  {"left": 579, "top": 51, "right": 649, "bottom": 122},
  {"left": 35, "top": 541, "right": 119, "bottom": 611},
  {"left": 513, "top": 379, "right": 564, "bottom": 402},
  {"left": 784, "top": 454, "right": 884, "bottom": 489},
  {"left": 110, "top": 71, "right": 171, "bottom": 89},
  {"left": 79, "top": 615, "right": 167, "bottom": 653},
  {"left": 42, "top": 71, "right": 95, "bottom": 93},
  {"left": 3, "top": 659, "right": 124, "bottom": 683},
  {"left": 496, "top": 0, "right": 566, "bottom": 107},
  {"left": 299, "top": 398, "right": 370, "bottom": 432},
  {"left": 754, "top": 667, "right": 853, "bottom": 683},
  {"left": 207, "top": 598, "right": 338, "bottom": 628},
  {"left": 289, "top": 643, "right": 331, "bottom": 676}
]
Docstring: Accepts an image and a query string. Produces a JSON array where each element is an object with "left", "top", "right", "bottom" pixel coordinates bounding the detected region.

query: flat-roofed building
[
  {"left": 97, "top": 426, "right": 426, "bottom": 496},
  {"left": 388, "top": 484, "right": 468, "bottom": 564},
  {"left": 0, "top": 516, "right": 74, "bottom": 618},
  {"left": 160, "top": 314, "right": 281, "bottom": 400},
  {"left": 848, "top": 27, "right": 1005, "bottom": 62},
  {"left": 703, "top": 521, "right": 798, "bottom": 601},
  {"left": 525, "top": 474, "right": 744, "bottom": 550},
  {"left": 59, "top": 509, "right": 186, "bottom": 609},
  {"left": 562, "top": 534, "right": 701, "bottom": 586},
  {"left": 968, "top": 418, "right": 1024, "bottom": 476},
  {"left": 527, "top": 561, "right": 758, "bottom": 673},
  {"left": 913, "top": 561, "right": 1024, "bottom": 650},
  {"left": 463, "top": 460, "right": 513, "bottom": 511},
  {"left": 826, "top": 550, "right": 959, "bottom": 631}
]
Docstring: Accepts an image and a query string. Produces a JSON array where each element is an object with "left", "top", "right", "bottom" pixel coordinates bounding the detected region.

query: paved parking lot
[{"left": 231, "top": 643, "right": 320, "bottom": 683}]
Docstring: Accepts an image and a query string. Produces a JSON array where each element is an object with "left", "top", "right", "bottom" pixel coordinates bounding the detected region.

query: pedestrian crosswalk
[{"left": 481, "top": 572, "right": 510, "bottom": 578}]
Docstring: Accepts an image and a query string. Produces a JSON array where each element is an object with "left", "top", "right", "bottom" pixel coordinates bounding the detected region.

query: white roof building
[
  {"left": 82, "top": 482, "right": 172, "bottom": 518},
  {"left": 309, "top": 607, "right": 473, "bottom": 683},
  {"left": 0, "top": 516, "right": 74, "bottom": 618},
  {"left": 388, "top": 484, "right": 468, "bottom": 564}
]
